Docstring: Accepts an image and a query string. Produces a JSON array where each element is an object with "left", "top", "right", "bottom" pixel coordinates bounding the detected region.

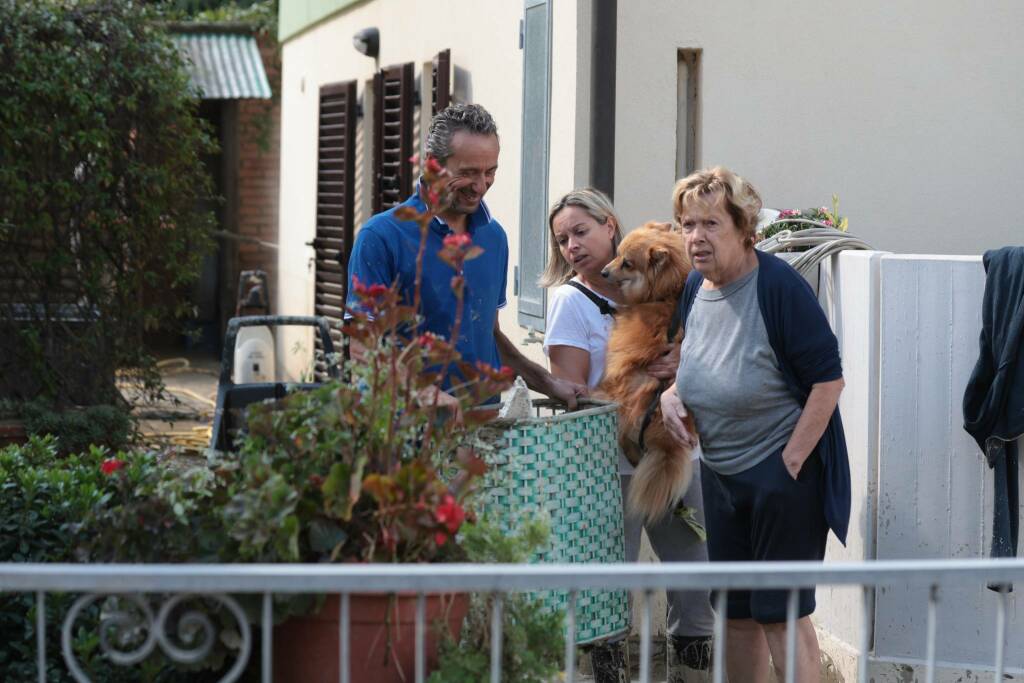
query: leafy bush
[
  {"left": 429, "top": 515, "right": 566, "bottom": 683},
  {"left": 77, "top": 451, "right": 228, "bottom": 564},
  {"left": 161, "top": 0, "right": 278, "bottom": 37},
  {"left": 14, "top": 399, "right": 135, "bottom": 456},
  {"left": 0, "top": 0, "right": 216, "bottom": 406},
  {"left": 0, "top": 438, "right": 144, "bottom": 681},
  {"left": 0, "top": 439, "right": 237, "bottom": 681}
]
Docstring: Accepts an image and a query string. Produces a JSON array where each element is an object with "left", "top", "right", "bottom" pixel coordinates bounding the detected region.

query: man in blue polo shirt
[{"left": 346, "top": 103, "right": 583, "bottom": 410}]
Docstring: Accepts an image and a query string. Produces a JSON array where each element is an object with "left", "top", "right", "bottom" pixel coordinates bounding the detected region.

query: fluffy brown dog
[{"left": 599, "top": 221, "right": 695, "bottom": 523}]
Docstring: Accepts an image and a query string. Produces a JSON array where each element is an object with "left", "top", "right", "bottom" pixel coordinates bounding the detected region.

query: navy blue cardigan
[{"left": 679, "top": 250, "right": 851, "bottom": 545}]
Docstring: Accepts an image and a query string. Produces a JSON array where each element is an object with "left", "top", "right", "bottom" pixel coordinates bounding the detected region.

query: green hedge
[
  {"left": 0, "top": 439, "right": 234, "bottom": 681},
  {"left": 0, "top": 0, "right": 216, "bottom": 406}
]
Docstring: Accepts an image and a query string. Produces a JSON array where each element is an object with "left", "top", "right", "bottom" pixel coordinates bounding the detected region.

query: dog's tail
[{"left": 626, "top": 442, "right": 693, "bottom": 524}]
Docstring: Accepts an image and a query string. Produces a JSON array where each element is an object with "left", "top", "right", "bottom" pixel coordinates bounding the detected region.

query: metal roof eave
[{"left": 172, "top": 32, "right": 272, "bottom": 101}]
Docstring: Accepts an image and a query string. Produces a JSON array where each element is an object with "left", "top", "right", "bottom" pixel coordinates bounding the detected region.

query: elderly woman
[
  {"left": 659, "top": 168, "right": 850, "bottom": 683},
  {"left": 540, "top": 188, "right": 715, "bottom": 679}
]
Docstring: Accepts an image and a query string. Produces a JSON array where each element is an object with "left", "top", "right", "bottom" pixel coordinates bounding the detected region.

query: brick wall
[{"left": 234, "top": 36, "right": 280, "bottom": 310}]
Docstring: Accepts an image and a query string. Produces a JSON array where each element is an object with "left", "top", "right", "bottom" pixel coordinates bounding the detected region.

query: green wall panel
[{"left": 279, "top": 0, "right": 365, "bottom": 43}]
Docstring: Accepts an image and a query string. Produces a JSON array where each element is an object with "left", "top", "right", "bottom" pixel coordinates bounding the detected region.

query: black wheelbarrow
[{"left": 210, "top": 315, "right": 340, "bottom": 452}]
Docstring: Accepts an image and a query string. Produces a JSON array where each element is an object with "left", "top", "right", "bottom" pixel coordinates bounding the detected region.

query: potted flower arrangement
[
  {"left": 78, "top": 159, "right": 518, "bottom": 682},
  {"left": 758, "top": 193, "right": 849, "bottom": 245},
  {"left": 755, "top": 194, "right": 869, "bottom": 293},
  {"left": 229, "top": 159, "right": 515, "bottom": 682}
]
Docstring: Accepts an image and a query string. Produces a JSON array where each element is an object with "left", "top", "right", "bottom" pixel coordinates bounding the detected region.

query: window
[
  {"left": 431, "top": 48, "right": 451, "bottom": 115},
  {"left": 313, "top": 80, "right": 357, "bottom": 376},
  {"left": 517, "top": 0, "right": 552, "bottom": 331},
  {"left": 373, "top": 62, "right": 415, "bottom": 213},
  {"left": 676, "top": 49, "right": 702, "bottom": 179}
]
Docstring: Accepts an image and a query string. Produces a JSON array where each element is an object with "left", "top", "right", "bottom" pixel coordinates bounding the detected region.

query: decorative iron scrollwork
[{"left": 60, "top": 593, "right": 251, "bottom": 683}]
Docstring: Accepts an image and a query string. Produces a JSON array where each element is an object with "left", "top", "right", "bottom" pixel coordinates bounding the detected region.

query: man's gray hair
[{"left": 425, "top": 103, "right": 498, "bottom": 164}]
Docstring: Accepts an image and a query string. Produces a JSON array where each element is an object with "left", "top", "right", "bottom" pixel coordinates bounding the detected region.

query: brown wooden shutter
[
  {"left": 373, "top": 62, "right": 415, "bottom": 214},
  {"left": 313, "top": 80, "right": 357, "bottom": 374},
  {"left": 431, "top": 49, "right": 451, "bottom": 115}
]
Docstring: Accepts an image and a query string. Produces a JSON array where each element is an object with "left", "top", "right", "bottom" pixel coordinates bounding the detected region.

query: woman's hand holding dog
[
  {"left": 646, "top": 343, "right": 680, "bottom": 381},
  {"left": 659, "top": 382, "right": 697, "bottom": 449}
]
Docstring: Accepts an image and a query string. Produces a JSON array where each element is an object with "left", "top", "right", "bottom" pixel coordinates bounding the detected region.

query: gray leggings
[{"left": 621, "top": 463, "right": 715, "bottom": 637}]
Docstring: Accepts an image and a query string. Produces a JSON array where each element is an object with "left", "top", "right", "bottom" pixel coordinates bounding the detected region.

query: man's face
[{"left": 437, "top": 131, "right": 499, "bottom": 215}]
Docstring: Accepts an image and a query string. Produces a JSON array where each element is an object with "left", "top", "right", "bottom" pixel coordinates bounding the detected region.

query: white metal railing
[{"left": 2, "top": 558, "right": 1023, "bottom": 683}]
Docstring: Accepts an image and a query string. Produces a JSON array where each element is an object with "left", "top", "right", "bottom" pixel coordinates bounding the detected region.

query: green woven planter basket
[{"left": 478, "top": 398, "right": 629, "bottom": 645}]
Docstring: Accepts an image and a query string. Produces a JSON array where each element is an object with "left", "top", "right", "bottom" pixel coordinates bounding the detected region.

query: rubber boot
[
  {"left": 667, "top": 634, "right": 713, "bottom": 682},
  {"left": 589, "top": 639, "right": 629, "bottom": 683}
]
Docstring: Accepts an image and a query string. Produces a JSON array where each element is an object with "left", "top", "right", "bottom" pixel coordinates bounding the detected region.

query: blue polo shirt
[{"left": 345, "top": 190, "right": 508, "bottom": 390}]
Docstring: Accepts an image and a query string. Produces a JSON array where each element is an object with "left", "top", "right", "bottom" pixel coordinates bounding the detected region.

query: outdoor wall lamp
[{"left": 352, "top": 27, "right": 379, "bottom": 58}]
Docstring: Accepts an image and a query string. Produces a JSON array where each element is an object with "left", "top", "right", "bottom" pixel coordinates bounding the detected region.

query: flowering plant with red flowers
[
  {"left": 220, "top": 156, "right": 515, "bottom": 565},
  {"left": 100, "top": 457, "right": 125, "bottom": 475}
]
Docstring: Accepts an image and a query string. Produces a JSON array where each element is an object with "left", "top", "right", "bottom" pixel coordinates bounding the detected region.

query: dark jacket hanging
[{"left": 963, "top": 246, "right": 1024, "bottom": 589}]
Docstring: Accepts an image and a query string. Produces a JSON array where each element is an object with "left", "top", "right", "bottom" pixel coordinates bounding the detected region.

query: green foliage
[
  {"left": 79, "top": 452, "right": 228, "bottom": 563},
  {"left": 429, "top": 515, "right": 566, "bottom": 683},
  {"left": 0, "top": 0, "right": 216, "bottom": 405},
  {"left": 194, "top": 1, "right": 276, "bottom": 37},
  {"left": 221, "top": 375, "right": 488, "bottom": 565},
  {"left": 0, "top": 437, "right": 108, "bottom": 563},
  {"left": 0, "top": 440, "right": 178, "bottom": 680},
  {"left": 150, "top": 0, "right": 278, "bottom": 38},
  {"left": 0, "top": 438, "right": 239, "bottom": 681},
  {"left": 457, "top": 512, "right": 552, "bottom": 564},
  {"left": 759, "top": 194, "right": 849, "bottom": 242},
  {"left": 16, "top": 399, "right": 135, "bottom": 456}
]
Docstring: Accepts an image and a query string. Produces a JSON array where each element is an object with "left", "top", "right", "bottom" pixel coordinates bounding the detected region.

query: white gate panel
[{"left": 874, "top": 254, "right": 1023, "bottom": 667}]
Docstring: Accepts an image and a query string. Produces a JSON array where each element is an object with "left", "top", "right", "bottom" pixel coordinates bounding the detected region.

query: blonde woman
[{"left": 540, "top": 188, "right": 714, "bottom": 679}]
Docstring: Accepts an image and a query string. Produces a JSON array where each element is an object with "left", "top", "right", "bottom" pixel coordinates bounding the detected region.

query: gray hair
[
  {"left": 538, "top": 187, "right": 623, "bottom": 288},
  {"left": 672, "top": 166, "right": 763, "bottom": 247},
  {"left": 425, "top": 103, "right": 499, "bottom": 164}
]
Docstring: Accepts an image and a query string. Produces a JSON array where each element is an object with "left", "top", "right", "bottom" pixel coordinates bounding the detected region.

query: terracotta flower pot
[{"left": 273, "top": 592, "right": 469, "bottom": 683}]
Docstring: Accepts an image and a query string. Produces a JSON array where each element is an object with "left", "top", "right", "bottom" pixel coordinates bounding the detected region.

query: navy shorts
[{"left": 700, "top": 447, "right": 828, "bottom": 624}]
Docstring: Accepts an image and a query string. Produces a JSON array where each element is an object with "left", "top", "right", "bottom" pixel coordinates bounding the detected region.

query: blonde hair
[
  {"left": 672, "top": 167, "right": 762, "bottom": 247},
  {"left": 538, "top": 188, "right": 623, "bottom": 288}
]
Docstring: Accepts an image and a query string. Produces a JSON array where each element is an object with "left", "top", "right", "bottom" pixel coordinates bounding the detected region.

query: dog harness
[
  {"left": 566, "top": 280, "right": 617, "bottom": 317},
  {"left": 566, "top": 279, "right": 683, "bottom": 452},
  {"left": 637, "top": 297, "right": 683, "bottom": 451}
]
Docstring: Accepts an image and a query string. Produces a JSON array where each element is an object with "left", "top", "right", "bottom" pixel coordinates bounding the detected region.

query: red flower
[
  {"left": 476, "top": 362, "right": 516, "bottom": 382},
  {"left": 434, "top": 531, "right": 448, "bottom": 546},
  {"left": 434, "top": 494, "right": 465, "bottom": 534},
  {"left": 351, "top": 276, "right": 389, "bottom": 298},
  {"left": 101, "top": 458, "right": 125, "bottom": 475},
  {"left": 443, "top": 233, "right": 472, "bottom": 250},
  {"left": 308, "top": 474, "right": 324, "bottom": 488}
]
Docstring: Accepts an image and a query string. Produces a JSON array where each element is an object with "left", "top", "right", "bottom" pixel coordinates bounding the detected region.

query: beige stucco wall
[
  {"left": 276, "top": 0, "right": 591, "bottom": 379},
  {"left": 614, "top": 0, "right": 1024, "bottom": 255}
]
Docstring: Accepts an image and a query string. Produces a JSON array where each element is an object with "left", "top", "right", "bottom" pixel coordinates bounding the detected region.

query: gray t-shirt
[{"left": 675, "top": 266, "right": 803, "bottom": 475}]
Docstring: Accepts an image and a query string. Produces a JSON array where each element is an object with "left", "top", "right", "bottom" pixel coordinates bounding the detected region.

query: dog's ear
[
  {"left": 648, "top": 245, "right": 670, "bottom": 269},
  {"left": 644, "top": 221, "right": 673, "bottom": 233}
]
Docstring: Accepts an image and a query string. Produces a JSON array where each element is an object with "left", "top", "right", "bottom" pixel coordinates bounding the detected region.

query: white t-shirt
[{"left": 544, "top": 278, "right": 634, "bottom": 473}]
